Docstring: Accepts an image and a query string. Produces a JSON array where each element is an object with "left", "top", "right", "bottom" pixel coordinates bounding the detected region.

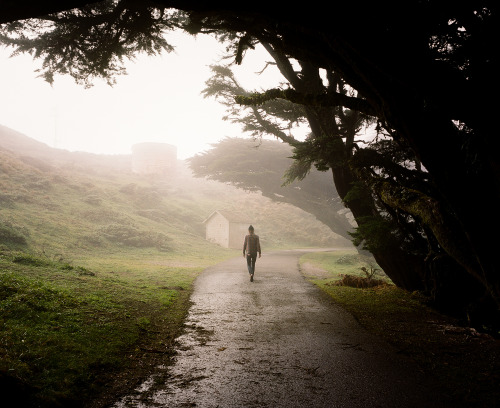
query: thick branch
[
  {"left": 372, "top": 179, "right": 484, "bottom": 285},
  {"left": 235, "top": 88, "right": 376, "bottom": 116},
  {"left": 249, "top": 106, "right": 297, "bottom": 145},
  {"left": 0, "top": 1, "right": 96, "bottom": 24}
]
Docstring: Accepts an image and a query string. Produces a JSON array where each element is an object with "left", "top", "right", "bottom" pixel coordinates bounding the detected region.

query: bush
[
  {"left": 81, "top": 209, "right": 129, "bottom": 224},
  {"left": 0, "top": 193, "right": 14, "bottom": 208},
  {"left": 335, "top": 254, "right": 362, "bottom": 265},
  {"left": 96, "top": 224, "right": 170, "bottom": 250},
  {"left": 135, "top": 209, "right": 168, "bottom": 223},
  {"left": 333, "top": 274, "right": 388, "bottom": 288},
  {"left": 12, "top": 254, "right": 51, "bottom": 267},
  {"left": 80, "top": 234, "right": 105, "bottom": 247},
  {"left": 25, "top": 179, "right": 52, "bottom": 191},
  {"left": 82, "top": 194, "right": 102, "bottom": 205},
  {"left": 0, "top": 221, "right": 29, "bottom": 248},
  {"left": 134, "top": 190, "right": 163, "bottom": 208},
  {"left": 11, "top": 253, "right": 96, "bottom": 276}
]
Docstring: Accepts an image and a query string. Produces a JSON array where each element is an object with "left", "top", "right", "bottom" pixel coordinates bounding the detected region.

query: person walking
[{"left": 243, "top": 225, "right": 261, "bottom": 282}]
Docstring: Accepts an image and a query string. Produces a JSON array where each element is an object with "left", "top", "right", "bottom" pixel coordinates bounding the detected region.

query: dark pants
[{"left": 246, "top": 253, "right": 257, "bottom": 275}]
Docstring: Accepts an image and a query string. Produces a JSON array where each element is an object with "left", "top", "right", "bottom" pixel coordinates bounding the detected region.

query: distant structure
[
  {"left": 131, "top": 142, "right": 177, "bottom": 175},
  {"left": 203, "top": 210, "right": 252, "bottom": 249}
]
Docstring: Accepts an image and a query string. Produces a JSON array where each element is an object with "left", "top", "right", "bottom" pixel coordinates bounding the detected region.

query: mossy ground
[
  {"left": 300, "top": 250, "right": 500, "bottom": 408},
  {"left": 0, "top": 248, "right": 239, "bottom": 407}
]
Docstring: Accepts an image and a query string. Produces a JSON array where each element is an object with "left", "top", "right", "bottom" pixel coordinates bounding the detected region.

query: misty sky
[{"left": 0, "top": 31, "right": 286, "bottom": 159}]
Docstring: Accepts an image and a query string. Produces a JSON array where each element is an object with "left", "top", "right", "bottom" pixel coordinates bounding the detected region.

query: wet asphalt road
[{"left": 113, "top": 249, "right": 453, "bottom": 408}]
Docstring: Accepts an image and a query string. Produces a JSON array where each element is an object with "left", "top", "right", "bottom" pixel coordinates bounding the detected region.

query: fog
[{"left": 0, "top": 30, "right": 285, "bottom": 159}]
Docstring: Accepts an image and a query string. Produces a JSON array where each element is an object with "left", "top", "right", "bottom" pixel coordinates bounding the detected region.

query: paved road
[{"left": 113, "top": 250, "right": 453, "bottom": 408}]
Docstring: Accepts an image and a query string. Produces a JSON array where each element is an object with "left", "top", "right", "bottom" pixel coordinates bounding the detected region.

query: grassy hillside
[
  {"left": 0, "top": 125, "right": 348, "bottom": 256},
  {"left": 0, "top": 125, "right": 350, "bottom": 407}
]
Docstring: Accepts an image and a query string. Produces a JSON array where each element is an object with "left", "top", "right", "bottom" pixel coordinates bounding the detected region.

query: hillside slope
[
  {"left": 0, "top": 125, "right": 350, "bottom": 407},
  {"left": 0, "top": 124, "right": 349, "bottom": 258}
]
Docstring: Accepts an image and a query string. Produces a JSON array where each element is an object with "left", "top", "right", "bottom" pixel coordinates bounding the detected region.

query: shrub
[
  {"left": 135, "top": 209, "right": 168, "bottom": 223},
  {"left": 334, "top": 274, "right": 388, "bottom": 288},
  {"left": 96, "top": 224, "right": 170, "bottom": 250},
  {"left": 82, "top": 194, "right": 102, "bottom": 205},
  {"left": 80, "top": 234, "right": 105, "bottom": 247},
  {"left": 11, "top": 253, "right": 96, "bottom": 276},
  {"left": 75, "top": 266, "right": 95, "bottom": 276},
  {"left": 335, "top": 254, "right": 362, "bottom": 265},
  {"left": 0, "top": 221, "right": 29, "bottom": 248},
  {"left": 134, "top": 191, "right": 162, "bottom": 208},
  {"left": 0, "top": 193, "right": 14, "bottom": 207},
  {"left": 12, "top": 254, "right": 51, "bottom": 267},
  {"left": 81, "top": 209, "right": 129, "bottom": 224},
  {"left": 25, "top": 179, "right": 52, "bottom": 191}
]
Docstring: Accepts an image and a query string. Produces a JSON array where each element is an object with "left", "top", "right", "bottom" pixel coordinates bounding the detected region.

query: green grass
[
  {"left": 300, "top": 249, "right": 388, "bottom": 281},
  {"left": 300, "top": 249, "right": 500, "bottom": 408},
  {"left": 0, "top": 247, "right": 238, "bottom": 407},
  {"left": 0, "top": 268, "right": 135, "bottom": 406},
  {"left": 0, "top": 153, "right": 246, "bottom": 406}
]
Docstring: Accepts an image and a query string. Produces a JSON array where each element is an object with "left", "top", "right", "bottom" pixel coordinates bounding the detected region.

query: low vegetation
[
  {"left": 0, "top": 248, "right": 227, "bottom": 407},
  {"left": 300, "top": 250, "right": 500, "bottom": 408},
  {"left": 0, "top": 128, "right": 344, "bottom": 407}
]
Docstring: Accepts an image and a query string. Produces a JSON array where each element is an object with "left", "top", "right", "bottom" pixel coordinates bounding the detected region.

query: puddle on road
[{"left": 113, "top": 312, "right": 216, "bottom": 408}]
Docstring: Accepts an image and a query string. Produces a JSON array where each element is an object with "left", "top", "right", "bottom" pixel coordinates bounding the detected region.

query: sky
[{"left": 0, "top": 30, "right": 286, "bottom": 159}]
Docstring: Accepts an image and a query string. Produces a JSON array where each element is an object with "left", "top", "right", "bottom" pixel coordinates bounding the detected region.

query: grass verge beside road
[
  {"left": 0, "top": 248, "right": 238, "bottom": 408},
  {"left": 300, "top": 249, "right": 500, "bottom": 408}
]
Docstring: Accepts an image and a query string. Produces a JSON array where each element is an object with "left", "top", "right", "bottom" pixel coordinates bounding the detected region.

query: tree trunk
[
  {"left": 331, "top": 166, "right": 425, "bottom": 290},
  {"left": 381, "top": 98, "right": 500, "bottom": 307}
]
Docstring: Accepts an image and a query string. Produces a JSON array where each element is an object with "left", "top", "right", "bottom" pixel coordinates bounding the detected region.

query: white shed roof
[{"left": 203, "top": 209, "right": 252, "bottom": 224}]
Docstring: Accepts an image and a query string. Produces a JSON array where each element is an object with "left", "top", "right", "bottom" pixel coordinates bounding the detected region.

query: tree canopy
[{"left": 188, "top": 137, "right": 354, "bottom": 240}]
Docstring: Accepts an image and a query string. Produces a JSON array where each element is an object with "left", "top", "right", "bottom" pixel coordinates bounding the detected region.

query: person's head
[{"left": 248, "top": 225, "right": 254, "bottom": 234}]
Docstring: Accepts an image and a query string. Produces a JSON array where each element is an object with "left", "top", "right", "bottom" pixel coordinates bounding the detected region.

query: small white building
[{"left": 203, "top": 210, "right": 252, "bottom": 249}]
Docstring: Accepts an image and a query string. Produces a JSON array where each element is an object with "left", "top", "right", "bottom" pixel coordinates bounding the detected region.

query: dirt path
[{"left": 113, "top": 249, "right": 454, "bottom": 408}]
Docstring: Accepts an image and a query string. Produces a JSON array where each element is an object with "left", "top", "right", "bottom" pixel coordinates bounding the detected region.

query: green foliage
[
  {"left": 12, "top": 253, "right": 52, "bottom": 267},
  {"left": 11, "top": 253, "right": 96, "bottom": 276},
  {"left": 95, "top": 224, "right": 170, "bottom": 251},
  {"left": 300, "top": 250, "right": 385, "bottom": 282},
  {"left": 0, "top": 3, "right": 184, "bottom": 86},
  {"left": 202, "top": 65, "right": 307, "bottom": 141},
  {"left": 349, "top": 216, "right": 394, "bottom": 252},
  {"left": 335, "top": 253, "right": 362, "bottom": 265},
  {"left": 360, "top": 265, "right": 379, "bottom": 279},
  {"left": 343, "top": 182, "right": 369, "bottom": 204},
  {"left": 136, "top": 316, "right": 151, "bottom": 331},
  {"left": 0, "top": 270, "right": 136, "bottom": 406},
  {"left": 0, "top": 220, "right": 28, "bottom": 249},
  {"left": 334, "top": 274, "right": 387, "bottom": 288}
]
